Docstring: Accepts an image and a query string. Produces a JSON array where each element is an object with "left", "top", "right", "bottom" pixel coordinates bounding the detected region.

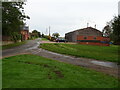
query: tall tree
[
  {"left": 111, "top": 16, "right": 120, "bottom": 45},
  {"left": 107, "top": 16, "right": 120, "bottom": 44},
  {"left": 2, "top": 2, "right": 30, "bottom": 36}
]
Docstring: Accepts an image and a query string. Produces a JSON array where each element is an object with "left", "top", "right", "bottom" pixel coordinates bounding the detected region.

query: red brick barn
[{"left": 65, "top": 27, "right": 110, "bottom": 46}]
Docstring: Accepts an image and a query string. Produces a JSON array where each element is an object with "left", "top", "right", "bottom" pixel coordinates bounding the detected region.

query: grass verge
[
  {"left": 2, "top": 54, "right": 119, "bottom": 88},
  {"left": 40, "top": 43, "right": 119, "bottom": 62},
  {"left": 1, "top": 41, "right": 26, "bottom": 50},
  {"left": 41, "top": 38, "right": 49, "bottom": 41}
]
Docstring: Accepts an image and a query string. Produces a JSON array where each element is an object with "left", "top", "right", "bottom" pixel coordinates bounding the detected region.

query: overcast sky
[{"left": 24, "top": 0, "right": 119, "bottom": 37}]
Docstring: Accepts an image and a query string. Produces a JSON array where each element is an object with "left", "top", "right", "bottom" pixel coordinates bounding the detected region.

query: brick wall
[
  {"left": 2, "top": 35, "right": 11, "bottom": 41},
  {"left": 77, "top": 36, "right": 110, "bottom": 46}
]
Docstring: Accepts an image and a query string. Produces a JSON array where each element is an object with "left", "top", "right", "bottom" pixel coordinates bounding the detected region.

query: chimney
[
  {"left": 87, "top": 23, "right": 89, "bottom": 27},
  {"left": 95, "top": 24, "right": 96, "bottom": 28}
]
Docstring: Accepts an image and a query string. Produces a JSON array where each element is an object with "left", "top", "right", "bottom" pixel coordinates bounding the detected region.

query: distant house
[
  {"left": 65, "top": 27, "right": 110, "bottom": 46},
  {"left": 20, "top": 26, "right": 30, "bottom": 40}
]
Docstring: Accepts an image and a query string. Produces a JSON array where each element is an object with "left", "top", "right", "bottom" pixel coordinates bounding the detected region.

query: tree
[
  {"left": 2, "top": 2, "right": 30, "bottom": 42},
  {"left": 108, "top": 16, "right": 120, "bottom": 45},
  {"left": 32, "top": 30, "right": 38, "bottom": 33},
  {"left": 111, "top": 16, "right": 120, "bottom": 45},
  {"left": 102, "top": 25, "right": 112, "bottom": 37},
  {"left": 42, "top": 33, "right": 44, "bottom": 38},
  {"left": 11, "top": 32, "right": 22, "bottom": 43},
  {"left": 52, "top": 32, "right": 60, "bottom": 38},
  {"left": 38, "top": 32, "right": 41, "bottom": 37},
  {"left": 31, "top": 30, "right": 41, "bottom": 38}
]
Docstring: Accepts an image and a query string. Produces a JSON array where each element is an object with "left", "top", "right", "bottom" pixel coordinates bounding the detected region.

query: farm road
[{"left": 2, "top": 38, "right": 119, "bottom": 78}]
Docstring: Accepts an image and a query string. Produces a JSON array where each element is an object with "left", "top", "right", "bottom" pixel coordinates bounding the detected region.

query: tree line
[{"left": 30, "top": 30, "right": 41, "bottom": 39}]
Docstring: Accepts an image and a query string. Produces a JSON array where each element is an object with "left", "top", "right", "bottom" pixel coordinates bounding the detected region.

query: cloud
[{"left": 24, "top": 0, "right": 118, "bottom": 37}]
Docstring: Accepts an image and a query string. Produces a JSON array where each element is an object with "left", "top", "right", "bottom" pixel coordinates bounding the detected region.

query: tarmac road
[{"left": 2, "top": 38, "right": 41, "bottom": 58}]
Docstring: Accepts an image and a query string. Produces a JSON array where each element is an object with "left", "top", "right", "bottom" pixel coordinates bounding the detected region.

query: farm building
[
  {"left": 65, "top": 27, "right": 110, "bottom": 46},
  {"left": 20, "top": 26, "right": 30, "bottom": 40}
]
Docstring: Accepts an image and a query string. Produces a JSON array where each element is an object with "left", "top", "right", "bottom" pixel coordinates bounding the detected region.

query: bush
[{"left": 10, "top": 32, "right": 22, "bottom": 43}]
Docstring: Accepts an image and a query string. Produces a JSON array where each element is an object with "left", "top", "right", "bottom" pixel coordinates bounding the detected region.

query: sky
[
  {"left": 118, "top": 1, "right": 120, "bottom": 15},
  {"left": 24, "top": 0, "right": 119, "bottom": 37}
]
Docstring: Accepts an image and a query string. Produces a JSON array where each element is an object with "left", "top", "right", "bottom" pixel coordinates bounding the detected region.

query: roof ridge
[{"left": 66, "top": 27, "right": 102, "bottom": 34}]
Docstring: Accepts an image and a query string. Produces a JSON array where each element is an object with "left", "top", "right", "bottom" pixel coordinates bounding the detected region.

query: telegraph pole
[
  {"left": 46, "top": 28, "right": 48, "bottom": 35},
  {"left": 48, "top": 26, "right": 51, "bottom": 40},
  {"left": 49, "top": 26, "right": 51, "bottom": 36}
]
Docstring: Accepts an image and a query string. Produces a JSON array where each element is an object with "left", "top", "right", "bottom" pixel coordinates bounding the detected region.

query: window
[
  {"left": 84, "top": 37, "right": 87, "bottom": 39},
  {"left": 94, "top": 37, "right": 96, "bottom": 39}
]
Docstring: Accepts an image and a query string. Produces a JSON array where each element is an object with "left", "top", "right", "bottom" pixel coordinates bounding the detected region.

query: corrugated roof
[{"left": 65, "top": 27, "right": 102, "bottom": 34}]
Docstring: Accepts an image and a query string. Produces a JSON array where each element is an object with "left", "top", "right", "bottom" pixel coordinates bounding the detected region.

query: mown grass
[
  {"left": 41, "top": 38, "right": 49, "bottom": 41},
  {"left": 2, "top": 54, "right": 119, "bottom": 88},
  {"left": 1, "top": 41, "right": 26, "bottom": 50},
  {"left": 40, "top": 43, "right": 119, "bottom": 62}
]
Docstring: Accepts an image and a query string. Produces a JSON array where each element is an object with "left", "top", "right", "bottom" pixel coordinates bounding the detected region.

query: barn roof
[{"left": 65, "top": 27, "right": 102, "bottom": 35}]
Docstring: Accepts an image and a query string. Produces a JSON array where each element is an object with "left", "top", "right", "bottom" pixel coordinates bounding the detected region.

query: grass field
[
  {"left": 2, "top": 54, "right": 119, "bottom": 88},
  {"left": 41, "top": 38, "right": 49, "bottom": 41},
  {"left": 1, "top": 41, "right": 26, "bottom": 50},
  {"left": 40, "top": 43, "right": 119, "bottom": 62}
]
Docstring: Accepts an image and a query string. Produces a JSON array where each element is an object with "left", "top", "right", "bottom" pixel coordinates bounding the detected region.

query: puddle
[
  {"left": 91, "top": 60, "right": 118, "bottom": 68},
  {"left": 42, "top": 49, "right": 75, "bottom": 59},
  {"left": 25, "top": 42, "right": 40, "bottom": 50}
]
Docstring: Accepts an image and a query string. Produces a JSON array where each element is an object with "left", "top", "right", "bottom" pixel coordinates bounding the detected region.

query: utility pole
[
  {"left": 48, "top": 26, "right": 51, "bottom": 40},
  {"left": 49, "top": 26, "right": 51, "bottom": 36},
  {"left": 46, "top": 28, "right": 48, "bottom": 35}
]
